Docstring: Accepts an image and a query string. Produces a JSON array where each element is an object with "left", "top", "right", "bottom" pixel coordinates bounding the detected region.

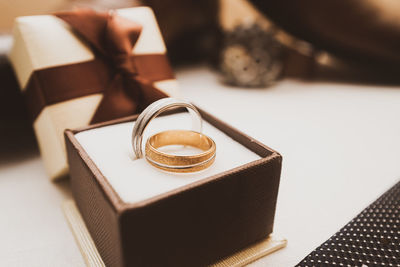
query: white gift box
[{"left": 9, "top": 7, "right": 179, "bottom": 180}]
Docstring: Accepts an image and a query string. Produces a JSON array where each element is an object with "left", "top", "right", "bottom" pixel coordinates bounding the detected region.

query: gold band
[{"left": 145, "top": 130, "right": 216, "bottom": 173}]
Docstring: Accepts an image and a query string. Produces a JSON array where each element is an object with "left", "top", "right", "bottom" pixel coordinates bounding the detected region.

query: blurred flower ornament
[{"left": 219, "top": 23, "right": 283, "bottom": 87}]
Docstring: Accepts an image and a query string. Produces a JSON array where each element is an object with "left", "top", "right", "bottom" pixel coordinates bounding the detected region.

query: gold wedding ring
[
  {"left": 145, "top": 130, "right": 216, "bottom": 173},
  {"left": 132, "top": 98, "right": 217, "bottom": 172}
]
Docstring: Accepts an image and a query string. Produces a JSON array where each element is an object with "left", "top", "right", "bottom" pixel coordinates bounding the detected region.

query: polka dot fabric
[{"left": 297, "top": 181, "right": 400, "bottom": 266}]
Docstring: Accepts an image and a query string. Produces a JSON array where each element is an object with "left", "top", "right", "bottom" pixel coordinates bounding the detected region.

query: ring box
[{"left": 65, "top": 107, "right": 282, "bottom": 267}]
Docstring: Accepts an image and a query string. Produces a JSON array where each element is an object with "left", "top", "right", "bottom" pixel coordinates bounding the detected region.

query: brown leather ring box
[{"left": 64, "top": 107, "right": 282, "bottom": 267}]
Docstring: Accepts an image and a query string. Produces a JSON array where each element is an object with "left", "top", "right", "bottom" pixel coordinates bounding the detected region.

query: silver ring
[{"left": 131, "top": 98, "right": 202, "bottom": 159}]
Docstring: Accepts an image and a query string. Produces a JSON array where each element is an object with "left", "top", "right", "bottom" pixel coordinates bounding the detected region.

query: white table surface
[{"left": 1, "top": 65, "right": 399, "bottom": 267}]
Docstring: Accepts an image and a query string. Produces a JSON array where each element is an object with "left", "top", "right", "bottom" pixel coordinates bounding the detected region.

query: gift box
[
  {"left": 65, "top": 107, "right": 282, "bottom": 267},
  {"left": 9, "top": 7, "right": 179, "bottom": 180}
]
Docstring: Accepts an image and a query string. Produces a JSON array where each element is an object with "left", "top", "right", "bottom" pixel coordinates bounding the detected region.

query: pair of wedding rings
[{"left": 131, "top": 98, "right": 216, "bottom": 173}]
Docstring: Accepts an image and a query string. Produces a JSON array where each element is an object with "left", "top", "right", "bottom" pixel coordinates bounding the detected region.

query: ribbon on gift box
[{"left": 23, "top": 9, "right": 174, "bottom": 124}]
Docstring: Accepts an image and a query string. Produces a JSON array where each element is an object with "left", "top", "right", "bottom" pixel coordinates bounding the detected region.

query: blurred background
[
  {"left": 3, "top": 0, "right": 400, "bottom": 162},
  {"left": 3, "top": 0, "right": 400, "bottom": 84},
  {"left": 2, "top": 0, "right": 400, "bottom": 164}
]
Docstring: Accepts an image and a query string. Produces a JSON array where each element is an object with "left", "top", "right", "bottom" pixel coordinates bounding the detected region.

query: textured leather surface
[
  {"left": 66, "top": 132, "right": 123, "bottom": 267},
  {"left": 297, "top": 180, "right": 400, "bottom": 266}
]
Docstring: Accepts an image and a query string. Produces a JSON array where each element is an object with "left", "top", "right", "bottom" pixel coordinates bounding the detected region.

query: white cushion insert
[{"left": 75, "top": 113, "right": 261, "bottom": 204}]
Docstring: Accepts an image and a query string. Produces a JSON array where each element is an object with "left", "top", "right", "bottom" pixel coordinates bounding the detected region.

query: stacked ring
[
  {"left": 132, "top": 98, "right": 202, "bottom": 159},
  {"left": 131, "top": 97, "right": 216, "bottom": 173},
  {"left": 145, "top": 130, "right": 216, "bottom": 173}
]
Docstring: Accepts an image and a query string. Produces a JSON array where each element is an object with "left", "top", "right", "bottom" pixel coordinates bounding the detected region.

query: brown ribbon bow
[{"left": 25, "top": 9, "right": 173, "bottom": 124}]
